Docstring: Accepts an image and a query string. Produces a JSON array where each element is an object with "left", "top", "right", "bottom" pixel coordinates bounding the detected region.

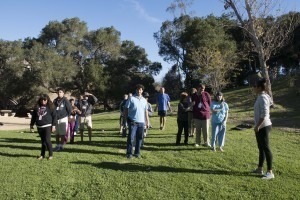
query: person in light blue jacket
[{"left": 210, "top": 91, "right": 229, "bottom": 152}]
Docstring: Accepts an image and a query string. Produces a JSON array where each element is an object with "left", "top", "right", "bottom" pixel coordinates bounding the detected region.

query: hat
[
  {"left": 216, "top": 91, "right": 223, "bottom": 96},
  {"left": 143, "top": 92, "right": 149, "bottom": 97}
]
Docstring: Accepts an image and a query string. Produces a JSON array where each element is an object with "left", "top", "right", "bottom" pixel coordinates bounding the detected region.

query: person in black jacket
[
  {"left": 77, "top": 92, "right": 98, "bottom": 143},
  {"left": 176, "top": 92, "right": 190, "bottom": 145},
  {"left": 30, "top": 94, "right": 57, "bottom": 160},
  {"left": 53, "top": 88, "right": 72, "bottom": 151}
]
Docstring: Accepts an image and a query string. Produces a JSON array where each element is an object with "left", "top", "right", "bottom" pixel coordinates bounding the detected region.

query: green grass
[{"left": 1, "top": 83, "right": 300, "bottom": 199}]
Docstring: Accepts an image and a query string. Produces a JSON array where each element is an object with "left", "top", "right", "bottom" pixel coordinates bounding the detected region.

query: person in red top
[{"left": 192, "top": 84, "right": 212, "bottom": 147}]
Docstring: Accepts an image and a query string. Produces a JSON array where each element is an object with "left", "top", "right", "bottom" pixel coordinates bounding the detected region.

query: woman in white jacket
[{"left": 252, "top": 78, "right": 274, "bottom": 180}]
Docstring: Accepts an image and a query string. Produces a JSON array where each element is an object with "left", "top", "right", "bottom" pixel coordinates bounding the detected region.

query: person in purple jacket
[
  {"left": 30, "top": 94, "right": 57, "bottom": 160},
  {"left": 192, "top": 84, "right": 212, "bottom": 147}
]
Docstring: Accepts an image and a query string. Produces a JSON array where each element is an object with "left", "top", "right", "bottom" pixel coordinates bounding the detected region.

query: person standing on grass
[
  {"left": 252, "top": 78, "right": 274, "bottom": 180},
  {"left": 53, "top": 88, "right": 72, "bottom": 151},
  {"left": 30, "top": 94, "right": 57, "bottom": 160},
  {"left": 188, "top": 88, "right": 197, "bottom": 137},
  {"left": 210, "top": 92, "right": 229, "bottom": 152},
  {"left": 68, "top": 98, "right": 81, "bottom": 144},
  {"left": 119, "top": 94, "right": 129, "bottom": 137},
  {"left": 124, "top": 84, "right": 149, "bottom": 159},
  {"left": 155, "top": 87, "right": 172, "bottom": 130},
  {"left": 176, "top": 92, "right": 190, "bottom": 145},
  {"left": 77, "top": 92, "right": 98, "bottom": 143},
  {"left": 192, "top": 84, "right": 211, "bottom": 147}
]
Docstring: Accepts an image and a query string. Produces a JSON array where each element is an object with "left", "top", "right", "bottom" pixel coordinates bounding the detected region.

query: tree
[
  {"left": 162, "top": 64, "right": 183, "bottom": 99},
  {"left": 223, "top": 0, "right": 300, "bottom": 99},
  {"left": 184, "top": 16, "right": 238, "bottom": 93}
]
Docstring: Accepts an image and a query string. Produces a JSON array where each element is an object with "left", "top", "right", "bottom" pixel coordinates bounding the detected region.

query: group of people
[
  {"left": 175, "top": 80, "right": 274, "bottom": 179},
  {"left": 30, "top": 88, "right": 98, "bottom": 160},
  {"left": 30, "top": 79, "right": 274, "bottom": 180},
  {"left": 175, "top": 84, "right": 228, "bottom": 152}
]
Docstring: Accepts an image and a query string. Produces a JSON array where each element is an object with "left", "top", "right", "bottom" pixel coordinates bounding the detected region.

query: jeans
[
  {"left": 126, "top": 120, "right": 144, "bottom": 156},
  {"left": 211, "top": 122, "right": 226, "bottom": 148},
  {"left": 38, "top": 126, "right": 53, "bottom": 157},
  {"left": 255, "top": 125, "right": 273, "bottom": 170}
]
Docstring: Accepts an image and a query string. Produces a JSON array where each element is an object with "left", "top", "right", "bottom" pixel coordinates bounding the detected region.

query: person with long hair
[
  {"left": 30, "top": 94, "right": 57, "bottom": 160},
  {"left": 210, "top": 92, "right": 229, "bottom": 152},
  {"left": 252, "top": 78, "right": 274, "bottom": 179}
]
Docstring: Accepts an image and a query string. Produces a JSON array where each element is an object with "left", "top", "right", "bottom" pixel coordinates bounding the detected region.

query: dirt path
[{"left": 0, "top": 116, "right": 31, "bottom": 131}]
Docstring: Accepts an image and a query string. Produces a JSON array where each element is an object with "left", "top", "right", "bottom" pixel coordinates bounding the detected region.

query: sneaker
[
  {"left": 219, "top": 147, "right": 224, "bottom": 152},
  {"left": 203, "top": 143, "right": 211, "bottom": 147},
  {"left": 126, "top": 154, "right": 132, "bottom": 159},
  {"left": 133, "top": 154, "right": 141, "bottom": 159},
  {"left": 37, "top": 156, "right": 44, "bottom": 160},
  {"left": 194, "top": 144, "right": 200, "bottom": 147},
  {"left": 54, "top": 146, "right": 60, "bottom": 152},
  {"left": 211, "top": 147, "right": 216, "bottom": 152},
  {"left": 48, "top": 156, "right": 53, "bottom": 160},
  {"left": 252, "top": 169, "right": 264, "bottom": 175},
  {"left": 262, "top": 172, "right": 275, "bottom": 180}
]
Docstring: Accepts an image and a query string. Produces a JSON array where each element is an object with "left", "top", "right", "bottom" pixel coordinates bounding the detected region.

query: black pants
[
  {"left": 38, "top": 126, "right": 53, "bottom": 157},
  {"left": 255, "top": 125, "right": 273, "bottom": 170},
  {"left": 176, "top": 120, "right": 189, "bottom": 144}
]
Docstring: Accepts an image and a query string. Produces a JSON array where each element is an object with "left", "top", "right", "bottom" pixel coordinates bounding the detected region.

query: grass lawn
[{"left": 1, "top": 85, "right": 300, "bottom": 199}]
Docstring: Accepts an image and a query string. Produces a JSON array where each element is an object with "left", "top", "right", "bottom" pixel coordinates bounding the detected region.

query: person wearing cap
[{"left": 210, "top": 91, "right": 229, "bottom": 152}]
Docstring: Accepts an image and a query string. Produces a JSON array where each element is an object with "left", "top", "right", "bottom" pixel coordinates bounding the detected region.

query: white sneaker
[
  {"left": 262, "top": 172, "right": 275, "bottom": 180},
  {"left": 194, "top": 144, "right": 200, "bottom": 147}
]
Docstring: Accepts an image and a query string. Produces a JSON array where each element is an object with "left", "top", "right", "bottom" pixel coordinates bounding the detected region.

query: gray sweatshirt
[{"left": 254, "top": 92, "right": 272, "bottom": 128}]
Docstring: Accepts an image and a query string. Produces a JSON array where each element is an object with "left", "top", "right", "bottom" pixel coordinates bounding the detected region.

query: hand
[
  {"left": 254, "top": 126, "right": 259, "bottom": 133},
  {"left": 52, "top": 126, "right": 56, "bottom": 133}
]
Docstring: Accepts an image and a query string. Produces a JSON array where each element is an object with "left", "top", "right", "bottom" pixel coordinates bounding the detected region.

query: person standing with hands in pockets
[
  {"left": 252, "top": 78, "right": 274, "bottom": 180},
  {"left": 210, "top": 92, "right": 229, "bottom": 152},
  {"left": 30, "top": 94, "right": 57, "bottom": 160}
]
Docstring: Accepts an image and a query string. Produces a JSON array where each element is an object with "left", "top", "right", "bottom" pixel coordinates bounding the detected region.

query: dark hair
[
  {"left": 69, "top": 98, "right": 74, "bottom": 103},
  {"left": 136, "top": 84, "right": 145, "bottom": 90},
  {"left": 255, "top": 78, "right": 267, "bottom": 91},
  {"left": 179, "top": 92, "right": 188, "bottom": 102},
  {"left": 56, "top": 87, "right": 65, "bottom": 93},
  {"left": 36, "top": 94, "right": 55, "bottom": 110},
  {"left": 214, "top": 91, "right": 224, "bottom": 102}
]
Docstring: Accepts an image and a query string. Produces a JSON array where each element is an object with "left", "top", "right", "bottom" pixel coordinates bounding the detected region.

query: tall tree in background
[{"left": 223, "top": 0, "right": 300, "bottom": 99}]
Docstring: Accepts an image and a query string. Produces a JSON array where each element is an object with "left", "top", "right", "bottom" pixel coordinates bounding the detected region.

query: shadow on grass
[
  {"left": 0, "top": 152, "right": 36, "bottom": 158},
  {"left": 0, "top": 138, "right": 40, "bottom": 144},
  {"left": 71, "top": 161, "right": 251, "bottom": 176},
  {"left": 0, "top": 143, "right": 124, "bottom": 156}
]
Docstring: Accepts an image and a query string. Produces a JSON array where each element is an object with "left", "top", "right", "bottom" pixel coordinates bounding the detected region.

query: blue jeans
[
  {"left": 211, "top": 122, "right": 226, "bottom": 148},
  {"left": 126, "top": 121, "right": 144, "bottom": 156}
]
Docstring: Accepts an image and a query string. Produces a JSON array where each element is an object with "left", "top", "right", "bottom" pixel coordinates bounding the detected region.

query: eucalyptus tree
[{"left": 223, "top": 0, "right": 300, "bottom": 99}]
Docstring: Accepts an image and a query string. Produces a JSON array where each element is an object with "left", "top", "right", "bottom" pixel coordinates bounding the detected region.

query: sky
[{"left": 0, "top": 0, "right": 299, "bottom": 82}]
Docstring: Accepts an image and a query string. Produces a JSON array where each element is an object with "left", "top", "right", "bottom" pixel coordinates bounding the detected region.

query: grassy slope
[{"left": 0, "top": 81, "right": 300, "bottom": 199}]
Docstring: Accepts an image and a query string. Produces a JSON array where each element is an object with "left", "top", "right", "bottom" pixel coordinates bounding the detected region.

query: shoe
[
  {"left": 194, "top": 144, "right": 200, "bottom": 147},
  {"left": 126, "top": 154, "right": 132, "bottom": 159},
  {"left": 48, "top": 156, "right": 53, "bottom": 160},
  {"left": 262, "top": 172, "right": 275, "bottom": 180},
  {"left": 211, "top": 147, "right": 216, "bottom": 152},
  {"left": 133, "top": 154, "right": 141, "bottom": 159},
  {"left": 252, "top": 168, "right": 264, "bottom": 175},
  {"left": 54, "top": 146, "right": 61, "bottom": 152},
  {"left": 219, "top": 147, "right": 224, "bottom": 152},
  {"left": 203, "top": 143, "right": 211, "bottom": 147},
  {"left": 37, "top": 156, "right": 44, "bottom": 160}
]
